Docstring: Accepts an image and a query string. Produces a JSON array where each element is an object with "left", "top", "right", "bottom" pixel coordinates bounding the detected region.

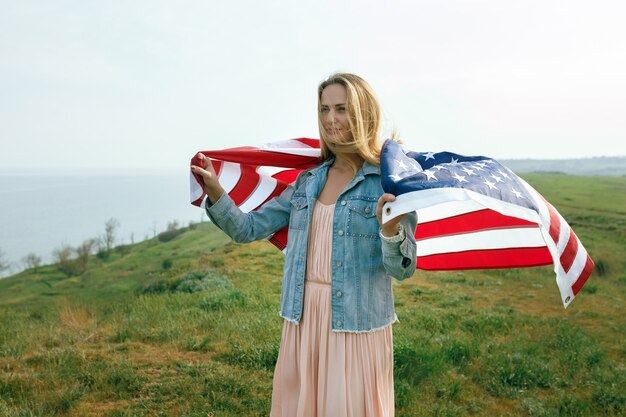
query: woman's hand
[
  {"left": 376, "top": 193, "right": 408, "bottom": 237},
  {"left": 191, "top": 153, "right": 225, "bottom": 204}
]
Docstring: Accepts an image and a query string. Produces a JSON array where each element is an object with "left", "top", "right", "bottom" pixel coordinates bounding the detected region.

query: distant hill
[{"left": 501, "top": 156, "right": 626, "bottom": 176}]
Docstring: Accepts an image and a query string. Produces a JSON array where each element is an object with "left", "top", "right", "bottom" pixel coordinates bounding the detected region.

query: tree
[
  {"left": 0, "top": 248, "right": 10, "bottom": 273},
  {"left": 75, "top": 239, "right": 97, "bottom": 272},
  {"left": 22, "top": 253, "right": 42, "bottom": 272},
  {"left": 102, "top": 218, "right": 120, "bottom": 252},
  {"left": 53, "top": 245, "right": 76, "bottom": 276}
]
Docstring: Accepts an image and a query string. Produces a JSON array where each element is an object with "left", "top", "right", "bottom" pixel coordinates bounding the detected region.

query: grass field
[{"left": 1, "top": 174, "right": 625, "bottom": 417}]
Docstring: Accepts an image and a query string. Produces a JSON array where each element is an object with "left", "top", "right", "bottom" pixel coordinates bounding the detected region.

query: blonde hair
[{"left": 317, "top": 73, "right": 384, "bottom": 171}]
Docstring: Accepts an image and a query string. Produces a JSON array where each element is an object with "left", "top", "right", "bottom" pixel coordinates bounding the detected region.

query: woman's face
[{"left": 320, "top": 83, "right": 353, "bottom": 144}]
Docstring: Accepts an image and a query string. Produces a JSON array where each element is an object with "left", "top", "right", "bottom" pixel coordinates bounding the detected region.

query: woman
[{"left": 191, "top": 73, "right": 417, "bottom": 417}]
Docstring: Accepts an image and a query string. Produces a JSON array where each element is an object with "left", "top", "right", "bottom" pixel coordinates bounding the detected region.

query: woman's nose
[{"left": 326, "top": 109, "right": 336, "bottom": 123}]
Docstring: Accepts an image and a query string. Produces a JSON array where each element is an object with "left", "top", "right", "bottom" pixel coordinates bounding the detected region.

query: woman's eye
[
  {"left": 338, "top": 107, "right": 346, "bottom": 113},
  {"left": 320, "top": 108, "right": 329, "bottom": 113}
]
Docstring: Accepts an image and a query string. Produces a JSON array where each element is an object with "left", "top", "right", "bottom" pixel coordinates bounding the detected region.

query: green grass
[{"left": 0, "top": 174, "right": 625, "bottom": 416}]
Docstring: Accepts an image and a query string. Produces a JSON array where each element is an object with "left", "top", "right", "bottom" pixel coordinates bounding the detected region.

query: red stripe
[
  {"left": 273, "top": 169, "right": 300, "bottom": 185},
  {"left": 294, "top": 137, "right": 321, "bottom": 148},
  {"left": 415, "top": 209, "right": 538, "bottom": 240},
  {"left": 229, "top": 165, "right": 260, "bottom": 206},
  {"left": 249, "top": 170, "right": 303, "bottom": 211},
  {"left": 560, "top": 228, "right": 578, "bottom": 273},
  {"left": 212, "top": 160, "right": 223, "bottom": 176},
  {"left": 546, "top": 203, "right": 561, "bottom": 244},
  {"left": 269, "top": 227, "right": 289, "bottom": 251},
  {"left": 202, "top": 148, "right": 319, "bottom": 169},
  {"left": 571, "top": 255, "right": 594, "bottom": 296},
  {"left": 416, "top": 247, "right": 553, "bottom": 270}
]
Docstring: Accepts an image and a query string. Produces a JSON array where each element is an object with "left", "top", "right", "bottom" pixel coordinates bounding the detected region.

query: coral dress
[{"left": 270, "top": 201, "right": 395, "bottom": 417}]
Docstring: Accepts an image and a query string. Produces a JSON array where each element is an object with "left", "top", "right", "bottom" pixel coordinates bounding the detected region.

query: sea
[{"left": 0, "top": 170, "right": 206, "bottom": 278}]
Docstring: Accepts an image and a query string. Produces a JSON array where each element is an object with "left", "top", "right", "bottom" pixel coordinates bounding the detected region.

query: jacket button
[
  {"left": 341, "top": 200, "right": 346, "bottom": 206},
  {"left": 365, "top": 207, "right": 371, "bottom": 214},
  {"left": 336, "top": 291, "right": 343, "bottom": 297},
  {"left": 336, "top": 261, "right": 342, "bottom": 267},
  {"left": 336, "top": 320, "right": 343, "bottom": 327},
  {"left": 338, "top": 230, "right": 344, "bottom": 236}
]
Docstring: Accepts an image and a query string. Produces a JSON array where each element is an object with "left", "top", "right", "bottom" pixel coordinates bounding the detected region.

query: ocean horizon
[{"left": 0, "top": 169, "right": 206, "bottom": 278}]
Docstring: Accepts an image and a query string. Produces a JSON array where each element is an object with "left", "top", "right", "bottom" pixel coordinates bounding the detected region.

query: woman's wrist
[
  {"left": 205, "top": 184, "right": 225, "bottom": 205},
  {"left": 380, "top": 224, "right": 405, "bottom": 242}
]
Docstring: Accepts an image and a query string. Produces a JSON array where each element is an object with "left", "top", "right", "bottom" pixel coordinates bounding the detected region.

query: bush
[
  {"left": 116, "top": 244, "right": 132, "bottom": 256},
  {"left": 157, "top": 229, "right": 183, "bottom": 242},
  {"left": 137, "top": 270, "right": 232, "bottom": 295},
  {"left": 174, "top": 270, "right": 232, "bottom": 293},
  {"left": 161, "top": 259, "right": 173, "bottom": 270}
]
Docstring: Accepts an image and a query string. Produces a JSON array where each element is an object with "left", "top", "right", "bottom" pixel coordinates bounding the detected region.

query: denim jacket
[{"left": 205, "top": 157, "right": 417, "bottom": 333}]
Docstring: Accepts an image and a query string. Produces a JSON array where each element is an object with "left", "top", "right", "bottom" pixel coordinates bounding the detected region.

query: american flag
[
  {"left": 380, "top": 139, "right": 593, "bottom": 307},
  {"left": 190, "top": 138, "right": 593, "bottom": 307},
  {"left": 190, "top": 138, "right": 321, "bottom": 250}
]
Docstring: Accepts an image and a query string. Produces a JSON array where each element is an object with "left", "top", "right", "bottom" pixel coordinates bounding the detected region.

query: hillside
[
  {"left": 1, "top": 174, "right": 625, "bottom": 417},
  {"left": 501, "top": 156, "right": 626, "bottom": 176}
]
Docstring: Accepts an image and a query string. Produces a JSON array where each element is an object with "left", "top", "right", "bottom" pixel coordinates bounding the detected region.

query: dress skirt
[{"left": 270, "top": 201, "right": 394, "bottom": 417}]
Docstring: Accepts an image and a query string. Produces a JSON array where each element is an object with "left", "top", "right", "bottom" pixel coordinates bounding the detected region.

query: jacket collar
[{"left": 308, "top": 156, "right": 380, "bottom": 178}]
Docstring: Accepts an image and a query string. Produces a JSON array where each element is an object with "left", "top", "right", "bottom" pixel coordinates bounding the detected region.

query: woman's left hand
[{"left": 376, "top": 193, "right": 408, "bottom": 237}]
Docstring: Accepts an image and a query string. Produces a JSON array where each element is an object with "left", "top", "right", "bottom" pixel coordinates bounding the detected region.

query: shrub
[
  {"left": 173, "top": 270, "right": 232, "bottom": 293},
  {"left": 161, "top": 259, "right": 173, "bottom": 270},
  {"left": 594, "top": 259, "right": 608, "bottom": 276},
  {"left": 137, "top": 270, "right": 232, "bottom": 295}
]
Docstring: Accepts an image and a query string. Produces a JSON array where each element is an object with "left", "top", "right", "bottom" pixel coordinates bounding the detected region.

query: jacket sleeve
[
  {"left": 204, "top": 184, "right": 294, "bottom": 243},
  {"left": 380, "top": 211, "right": 417, "bottom": 280}
]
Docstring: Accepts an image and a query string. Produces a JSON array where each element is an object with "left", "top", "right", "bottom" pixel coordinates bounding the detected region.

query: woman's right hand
[{"left": 191, "top": 153, "right": 225, "bottom": 204}]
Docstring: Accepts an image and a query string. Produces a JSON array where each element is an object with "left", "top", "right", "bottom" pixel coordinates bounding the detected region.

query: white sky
[{"left": 1, "top": 0, "right": 625, "bottom": 170}]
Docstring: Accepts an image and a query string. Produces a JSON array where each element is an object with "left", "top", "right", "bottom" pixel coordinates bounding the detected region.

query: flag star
[
  {"left": 397, "top": 159, "right": 408, "bottom": 170},
  {"left": 423, "top": 170, "right": 437, "bottom": 181},
  {"left": 475, "top": 162, "right": 488, "bottom": 169},
  {"left": 449, "top": 157, "right": 460, "bottom": 165},
  {"left": 389, "top": 174, "right": 403, "bottom": 181},
  {"left": 462, "top": 167, "right": 476, "bottom": 176},
  {"left": 499, "top": 170, "right": 510, "bottom": 179},
  {"left": 472, "top": 164, "right": 485, "bottom": 171},
  {"left": 433, "top": 165, "right": 445, "bottom": 171},
  {"left": 490, "top": 173, "right": 503, "bottom": 183},
  {"left": 452, "top": 172, "right": 468, "bottom": 183},
  {"left": 424, "top": 152, "right": 436, "bottom": 160},
  {"left": 511, "top": 189, "right": 523, "bottom": 198},
  {"left": 483, "top": 179, "right": 497, "bottom": 190}
]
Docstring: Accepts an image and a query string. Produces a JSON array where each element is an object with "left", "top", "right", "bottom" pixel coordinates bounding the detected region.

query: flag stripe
[
  {"left": 560, "top": 228, "right": 579, "bottom": 273},
  {"left": 415, "top": 209, "right": 538, "bottom": 240},
  {"left": 239, "top": 173, "right": 278, "bottom": 213},
  {"left": 416, "top": 227, "right": 547, "bottom": 257},
  {"left": 572, "top": 256, "right": 594, "bottom": 295},
  {"left": 417, "top": 247, "right": 553, "bottom": 270}
]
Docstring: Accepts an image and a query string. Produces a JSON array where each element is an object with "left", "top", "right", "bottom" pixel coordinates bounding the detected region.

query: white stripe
[
  {"left": 565, "top": 237, "right": 588, "bottom": 282},
  {"left": 258, "top": 166, "right": 293, "bottom": 176},
  {"left": 217, "top": 162, "right": 242, "bottom": 194},
  {"left": 257, "top": 138, "right": 316, "bottom": 149},
  {"left": 258, "top": 147, "right": 321, "bottom": 158},
  {"left": 382, "top": 188, "right": 541, "bottom": 225},
  {"left": 415, "top": 227, "right": 546, "bottom": 257},
  {"left": 239, "top": 173, "right": 278, "bottom": 213},
  {"left": 555, "top": 210, "right": 571, "bottom": 255},
  {"left": 190, "top": 171, "right": 203, "bottom": 202}
]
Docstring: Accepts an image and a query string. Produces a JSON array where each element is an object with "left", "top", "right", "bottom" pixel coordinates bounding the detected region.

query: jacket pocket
[
  {"left": 289, "top": 194, "right": 309, "bottom": 230},
  {"left": 346, "top": 197, "right": 379, "bottom": 239}
]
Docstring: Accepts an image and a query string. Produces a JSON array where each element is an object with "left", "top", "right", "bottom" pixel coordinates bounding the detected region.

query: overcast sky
[{"left": 1, "top": 0, "right": 625, "bottom": 171}]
